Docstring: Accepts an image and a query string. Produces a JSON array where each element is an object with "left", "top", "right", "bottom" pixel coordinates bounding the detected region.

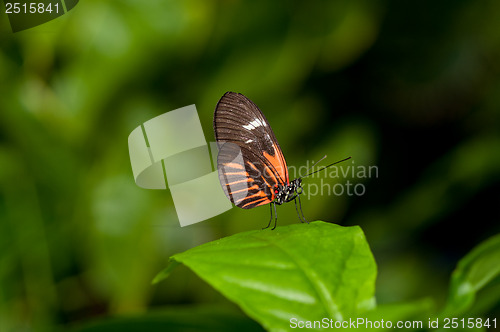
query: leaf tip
[{"left": 152, "top": 259, "right": 181, "bottom": 285}]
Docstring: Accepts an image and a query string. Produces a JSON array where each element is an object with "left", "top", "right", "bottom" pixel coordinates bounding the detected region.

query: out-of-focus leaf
[
  {"left": 155, "top": 221, "right": 376, "bottom": 331},
  {"left": 152, "top": 259, "right": 180, "bottom": 285},
  {"left": 442, "top": 233, "right": 500, "bottom": 316},
  {"left": 363, "top": 298, "right": 434, "bottom": 331},
  {"left": 73, "top": 305, "right": 264, "bottom": 332}
]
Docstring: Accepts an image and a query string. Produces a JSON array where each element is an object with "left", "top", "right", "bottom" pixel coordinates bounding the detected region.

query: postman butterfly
[{"left": 214, "top": 92, "right": 350, "bottom": 229}]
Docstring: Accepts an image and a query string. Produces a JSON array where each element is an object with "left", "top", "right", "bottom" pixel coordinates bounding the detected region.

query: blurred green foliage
[
  {"left": 442, "top": 233, "right": 500, "bottom": 318},
  {"left": 1, "top": 0, "right": 499, "bottom": 331}
]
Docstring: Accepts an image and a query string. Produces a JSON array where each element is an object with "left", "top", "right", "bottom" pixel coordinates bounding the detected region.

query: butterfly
[{"left": 213, "top": 92, "right": 350, "bottom": 229}]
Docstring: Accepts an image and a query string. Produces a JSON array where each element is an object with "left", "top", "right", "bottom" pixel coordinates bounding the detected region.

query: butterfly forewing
[{"left": 214, "top": 92, "right": 289, "bottom": 209}]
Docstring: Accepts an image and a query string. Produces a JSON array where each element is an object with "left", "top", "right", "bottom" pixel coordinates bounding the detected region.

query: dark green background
[{"left": 0, "top": 0, "right": 499, "bottom": 331}]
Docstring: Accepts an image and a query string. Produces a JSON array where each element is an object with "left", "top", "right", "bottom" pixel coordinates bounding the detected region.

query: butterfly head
[{"left": 274, "top": 178, "right": 303, "bottom": 205}]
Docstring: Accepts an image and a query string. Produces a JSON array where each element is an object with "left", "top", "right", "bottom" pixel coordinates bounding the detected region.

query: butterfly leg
[
  {"left": 298, "top": 194, "right": 308, "bottom": 224},
  {"left": 294, "top": 197, "right": 304, "bottom": 223},
  {"left": 295, "top": 195, "right": 309, "bottom": 224},
  {"left": 271, "top": 202, "right": 278, "bottom": 230},
  {"left": 263, "top": 202, "right": 275, "bottom": 230}
]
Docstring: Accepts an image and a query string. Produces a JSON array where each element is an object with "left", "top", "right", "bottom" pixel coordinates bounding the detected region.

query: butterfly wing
[{"left": 214, "top": 92, "right": 289, "bottom": 209}]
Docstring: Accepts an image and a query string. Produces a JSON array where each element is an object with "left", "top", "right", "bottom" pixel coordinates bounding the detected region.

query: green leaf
[
  {"left": 443, "top": 233, "right": 500, "bottom": 316},
  {"left": 155, "top": 221, "right": 377, "bottom": 331}
]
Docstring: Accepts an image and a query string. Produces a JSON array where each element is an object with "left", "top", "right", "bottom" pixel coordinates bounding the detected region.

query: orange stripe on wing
[
  {"left": 224, "top": 162, "right": 245, "bottom": 170},
  {"left": 235, "top": 190, "right": 268, "bottom": 204},
  {"left": 263, "top": 144, "right": 288, "bottom": 185},
  {"left": 241, "top": 196, "right": 271, "bottom": 208},
  {"left": 253, "top": 198, "right": 272, "bottom": 207},
  {"left": 229, "top": 184, "right": 259, "bottom": 195},
  {"left": 246, "top": 161, "right": 259, "bottom": 172},
  {"left": 225, "top": 178, "right": 253, "bottom": 186},
  {"left": 223, "top": 171, "right": 249, "bottom": 177},
  {"left": 260, "top": 174, "right": 271, "bottom": 190},
  {"left": 265, "top": 166, "right": 278, "bottom": 186},
  {"left": 259, "top": 175, "right": 275, "bottom": 200}
]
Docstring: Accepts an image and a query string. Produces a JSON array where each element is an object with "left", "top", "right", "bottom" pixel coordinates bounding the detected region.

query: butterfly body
[{"left": 274, "top": 178, "right": 303, "bottom": 205}]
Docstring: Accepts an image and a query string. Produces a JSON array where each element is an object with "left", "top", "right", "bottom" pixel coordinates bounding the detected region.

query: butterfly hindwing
[
  {"left": 214, "top": 92, "right": 289, "bottom": 209},
  {"left": 217, "top": 142, "right": 273, "bottom": 209}
]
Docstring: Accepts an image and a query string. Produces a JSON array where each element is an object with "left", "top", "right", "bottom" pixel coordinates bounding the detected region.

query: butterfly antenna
[
  {"left": 298, "top": 155, "right": 327, "bottom": 178},
  {"left": 300, "top": 156, "right": 352, "bottom": 179},
  {"left": 312, "top": 155, "right": 327, "bottom": 169}
]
